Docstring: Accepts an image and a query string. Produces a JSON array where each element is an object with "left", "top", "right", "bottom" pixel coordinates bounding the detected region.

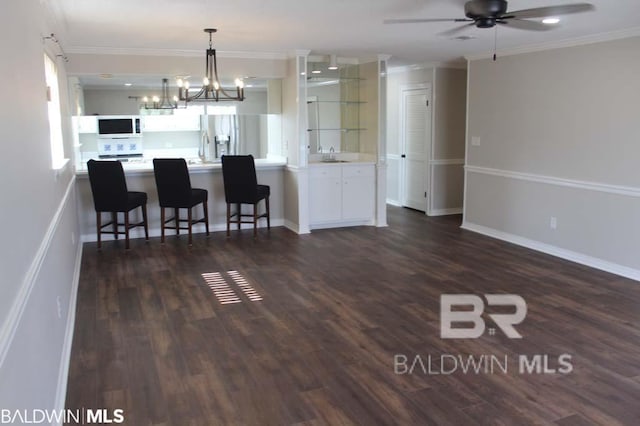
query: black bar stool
[
  {"left": 152, "top": 158, "right": 209, "bottom": 245},
  {"left": 86, "top": 159, "right": 149, "bottom": 249},
  {"left": 221, "top": 155, "right": 270, "bottom": 237}
]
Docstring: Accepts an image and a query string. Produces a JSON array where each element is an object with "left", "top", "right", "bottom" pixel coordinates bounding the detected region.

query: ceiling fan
[{"left": 384, "top": 0, "right": 595, "bottom": 36}]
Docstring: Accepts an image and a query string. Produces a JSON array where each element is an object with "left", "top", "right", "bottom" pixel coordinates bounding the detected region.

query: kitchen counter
[{"left": 76, "top": 157, "right": 287, "bottom": 241}]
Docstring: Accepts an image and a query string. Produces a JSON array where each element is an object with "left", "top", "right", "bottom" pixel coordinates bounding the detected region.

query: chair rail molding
[{"left": 465, "top": 165, "right": 640, "bottom": 198}]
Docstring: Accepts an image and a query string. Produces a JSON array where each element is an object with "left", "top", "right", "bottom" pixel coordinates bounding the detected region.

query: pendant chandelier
[
  {"left": 177, "top": 28, "right": 245, "bottom": 103},
  {"left": 142, "top": 78, "right": 178, "bottom": 110}
]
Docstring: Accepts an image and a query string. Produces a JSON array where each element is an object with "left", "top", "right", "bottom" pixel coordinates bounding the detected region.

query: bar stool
[
  {"left": 152, "top": 158, "right": 209, "bottom": 245},
  {"left": 221, "top": 155, "right": 270, "bottom": 237},
  {"left": 86, "top": 159, "right": 149, "bottom": 249}
]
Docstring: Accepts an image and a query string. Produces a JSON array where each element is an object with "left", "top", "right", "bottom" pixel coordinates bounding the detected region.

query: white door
[{"left": 401, "top": 87, "right": 431, "bottom": 212}]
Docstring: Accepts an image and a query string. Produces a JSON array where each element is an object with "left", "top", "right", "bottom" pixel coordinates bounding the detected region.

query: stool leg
[
  {"left": 175, "top": 208, "right": 180, "bottom": 235},
  {"left": 226, "top": 203, "right": 231, "bottom": 237},
  {"left": 125, "top": 210, "right": 130, "bottom": 250},
  {"left": 253, "top": 203, "right": 258, "bottom": 238},
  {"left": 266, "top": 196, "right": 271, "bottom": 230},
  {"left": 203, "top": 201, "right": 210, "bottom": 236},
  {"left": 237, "top": 203, "right": 241, "bottom": 230},
  {"left": 96, "top": 212, "right": 102, "bottom": 249},
  {"left": 188, "top": 207, "right": 193, "bottom": 246},
  {"left": 160, "top": 207, "right": 166, "bottom": 243},
  {"left": 142, "top": 204, "right": 149, "bottom": 241},
  {"left": 112, "top": 212, "right": 118, "bottom": 240}
]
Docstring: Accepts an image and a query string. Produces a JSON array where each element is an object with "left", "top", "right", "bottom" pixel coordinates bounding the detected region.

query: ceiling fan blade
[
  {"left": 499, "top": 19, "right": 554, "bottom": 31},
  {"left": 506, "top": 3, "right": 594, "bottom": 19},
  {"left": 438, "top": 23, "right": 476, "bottom": 37},
  {"left": 383, "top": 18, "right": 470, "bottom": 24}
]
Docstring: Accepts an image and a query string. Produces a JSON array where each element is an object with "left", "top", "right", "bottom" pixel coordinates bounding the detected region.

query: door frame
[{"left": 399, "top": 83, "right": 432, "bottom": 213}]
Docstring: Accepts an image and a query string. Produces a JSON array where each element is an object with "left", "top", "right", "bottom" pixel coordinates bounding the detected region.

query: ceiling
[{"left": 49, "top": 0, "right": 640, "bottom": 86}]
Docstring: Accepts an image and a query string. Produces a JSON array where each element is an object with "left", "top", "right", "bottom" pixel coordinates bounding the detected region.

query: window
[{"left": 44, "top": 53, "right": 66, "bottom": 169}]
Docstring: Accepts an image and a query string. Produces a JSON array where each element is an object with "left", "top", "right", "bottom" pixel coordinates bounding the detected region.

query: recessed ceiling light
[
  {"left": 124, "top": 83, "right": 132, "bottom": 87},
  {"left": 311, "top": 69, "right": 322, "bottom": 74},
  {"left": 99, "top": 73, "right": 113, "bottom": 79},
  {"left": 542, "top": 17, "right": 560, "bottom": 25}
]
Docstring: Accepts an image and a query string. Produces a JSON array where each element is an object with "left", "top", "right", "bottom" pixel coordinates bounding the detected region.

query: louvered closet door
[{"left": 401, "top": 87, "right": 431, "bottom": 211}]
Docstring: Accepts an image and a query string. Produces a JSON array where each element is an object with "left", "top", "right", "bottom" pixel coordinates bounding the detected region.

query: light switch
[{"left": 471, "top": 136, "right": 481, "bottom": 146}]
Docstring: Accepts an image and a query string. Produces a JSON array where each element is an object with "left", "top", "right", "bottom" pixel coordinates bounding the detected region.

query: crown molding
[
  {"left": 65, "top": 46, "right": 288, "bottom": 60},
  {"left": 388, "top": 59, "right": 467, "bottom": 74},
  {"left": 465, "top": 26, "right": 640, "bottom": 61}
]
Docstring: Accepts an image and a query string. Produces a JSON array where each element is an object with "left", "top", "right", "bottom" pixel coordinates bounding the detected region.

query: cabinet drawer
[
  {"left": 342, "top": 164, "right": 374, "bottom": 178},
  {"left": 310, "top": 166, "right": 342, "bottom": 179}
]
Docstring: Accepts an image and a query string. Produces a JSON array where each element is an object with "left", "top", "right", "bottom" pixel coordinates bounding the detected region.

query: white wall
[
  {"left": 463, "top": 36, "right": 640, "bottom": 279},
  {"left": 0, "top": 0, "right": 81, "bottom": 417}
]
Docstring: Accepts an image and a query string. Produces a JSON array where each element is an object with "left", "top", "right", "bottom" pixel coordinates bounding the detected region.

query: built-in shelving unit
[{"left": 306, "top": 66, "right": 366, "bottom": 154}]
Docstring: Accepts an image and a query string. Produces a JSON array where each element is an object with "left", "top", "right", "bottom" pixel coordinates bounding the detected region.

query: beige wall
[
  {"left": 385, "top": 66, "right": 466, "bottom": 214},
  {"left": 464, "top": 36, "right": 640, "bottom": 278}
]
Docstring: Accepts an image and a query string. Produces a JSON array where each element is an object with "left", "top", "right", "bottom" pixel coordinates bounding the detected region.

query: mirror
[{"left": 306, "top": 62, "right": 362, "bottom": 154}]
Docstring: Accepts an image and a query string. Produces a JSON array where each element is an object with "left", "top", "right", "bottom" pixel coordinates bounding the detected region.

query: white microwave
[{"left": 97, "top": 116, "right": 142, "bottom": 138}]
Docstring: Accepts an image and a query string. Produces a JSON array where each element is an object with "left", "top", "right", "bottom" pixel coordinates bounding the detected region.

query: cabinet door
[
  {"left": 342, "top": 165, "right": 375, "bottom": 221},
  {"left": 77, "top": 116, "right": 97, "bottom": 133},
  {"left": 310, "top": 166, "right": 342, "bottom": 223}
]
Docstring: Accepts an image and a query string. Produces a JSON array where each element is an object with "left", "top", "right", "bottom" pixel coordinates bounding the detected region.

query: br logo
[{"left": 440, "top": 294, "right": 527, "bottom": 339}]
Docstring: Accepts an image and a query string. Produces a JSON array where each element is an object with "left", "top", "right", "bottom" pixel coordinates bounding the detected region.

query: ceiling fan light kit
[{"left": 384, "top": 0, "right": 594, "bottom": 32}]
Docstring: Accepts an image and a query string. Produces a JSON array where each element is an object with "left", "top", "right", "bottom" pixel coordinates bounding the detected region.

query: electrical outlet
[
  {"left": 471, "top": 136, "right": 481, "bottom": 146},
  {"left": 550, "top": 216, "right": 557, "bottom": 230}
]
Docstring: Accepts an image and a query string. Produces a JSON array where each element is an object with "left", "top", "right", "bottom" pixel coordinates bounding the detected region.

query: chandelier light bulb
[
  {"left": 213, "top": 81, "right": 220, "bottom": 90},
  {"left": 235, "top": 78, "right": 244, "bottom": 88},
  {"left": 143, "top": 96, "right": 149, "bottom": 103},
  {"left": 184, "top": 81, "right": 190, "bottom": 90},
  {"left": 177, "top": 78, "right": 183, "bottom": 88},
  {"left": 152, "top": 96, "right": 160, "bottom": 103},
  {"left": 203, "top": 77, "right": 210, "bottom": 86}
]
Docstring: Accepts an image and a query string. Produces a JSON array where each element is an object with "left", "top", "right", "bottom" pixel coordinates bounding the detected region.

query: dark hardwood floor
[{"left": 65, "top": 206, "right": 640, "bottom": 425}]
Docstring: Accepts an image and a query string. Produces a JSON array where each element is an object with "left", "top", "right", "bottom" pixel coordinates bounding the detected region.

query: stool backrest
[
  {"left": 153, "top": 158, "right": 193, "bottom": 207},
  {"left": 87, "top": 159, "right": 129, "bottom": 212},
  {"left": 221, "top": 155, "right": 258, "bottom": 203}
]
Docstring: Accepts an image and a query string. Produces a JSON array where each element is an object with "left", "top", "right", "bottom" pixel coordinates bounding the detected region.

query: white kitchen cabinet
[
  {"left": 309, "top": 163, "right": 375, "bottom": 229},
  {"left": 309, "top": 165, "right": 342, "bottom": 223},
  {"left": 76, "top": 116, "right": 97, "bottom": 133},
  {"left": 342, "top": 164, "right": 375, "bottom": 221}
]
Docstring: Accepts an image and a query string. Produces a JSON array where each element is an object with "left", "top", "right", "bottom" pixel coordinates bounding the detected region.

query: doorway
[{"left": 400, "top": 85, "right": 432, "bottom": 212}]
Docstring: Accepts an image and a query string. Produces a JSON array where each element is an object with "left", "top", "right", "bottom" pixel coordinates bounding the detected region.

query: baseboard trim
[
  {"left": 53, "top": 240, "right": 83, "bottom": 419},
  {"left": 429, "top": 208, "right": 463, "bottom": 216},
  {"left": 461, "top": 221, "right": 640, "bottom": 282},
  {"left": 0, "top": 177, "right": 76, "bottom": 368}
]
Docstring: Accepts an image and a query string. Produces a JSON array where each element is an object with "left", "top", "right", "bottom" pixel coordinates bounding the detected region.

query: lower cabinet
[{"left": 309, "top": 163, "right": 375, "bottom": 228}]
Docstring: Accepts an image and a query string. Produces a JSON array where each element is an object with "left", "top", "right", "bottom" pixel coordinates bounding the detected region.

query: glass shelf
[
  {"left": 307, "top": 100, "right": 366, "bottom": 104},
  {"left": 307, "top": 128, "right": 366, "bottom": 132}
]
